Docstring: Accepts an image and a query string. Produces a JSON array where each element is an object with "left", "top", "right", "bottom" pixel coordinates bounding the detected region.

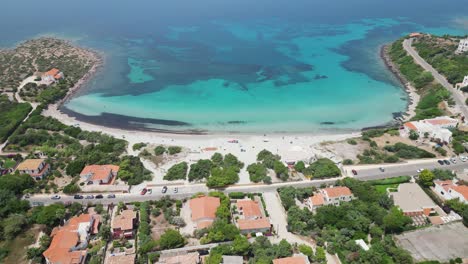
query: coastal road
[
  {"left": 403, "top": 38, "right": 468, "bottom": 119},
  {"left": 26, "top": 158, "right": 468, "bottom": 206},
  {"left": 346, "top": 158, "right": 468, "bottom": 180}
]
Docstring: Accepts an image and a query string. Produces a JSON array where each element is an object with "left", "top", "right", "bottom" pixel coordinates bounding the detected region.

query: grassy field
[
  {"left": 369, "top": 175, "right": 411, "bottom": 194},
  {"left": 1, "top": 225, "right": 43, "bottom": 264}
]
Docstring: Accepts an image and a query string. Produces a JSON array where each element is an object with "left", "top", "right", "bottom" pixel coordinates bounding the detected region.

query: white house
[
  {"left": 403, "top": 116, "right": 458, "bottom": 143},
  {"left": 434, "top": 180, "right": 468, "bottom": 204},
  {"left": 306, "top": 186, "right": 354, "bottom": 211},
  {"left": 463, "top": 76, "right": 468, "bottom": 88},
  {"left": 456, "top": 38, "right": 468, "bottom": 54}
]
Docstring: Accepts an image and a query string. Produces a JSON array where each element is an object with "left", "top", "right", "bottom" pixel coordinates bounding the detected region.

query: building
[
  {"left": 42, "top": 68, "right": 64, "bottom": 84},
  {"left": 235, "top": 199, "right": 271, "bottom": 234},
  {"left": 409, "top": 32, "right": 423, "bottom": 38},
  {"left": 222, "top": 256, "right": 243, "bottom": 264},
  {"left": 463, "top": 76, "right": 468, "bottom": 88},
  {"left": 112, "top": 210, "right": 137, "bottom": 238},
  {"left": 157, "top": 252, "right": 200, "bottom": 264},
  {"left": 43, "top": 214, "right": 99, "bottom": 264},
  {"left": 434, "top": 180, "right": 468, "bottom": 204},
  {"left": 106, "top": 254, "right": 135, "bottom": 264},
  {"left": 80, "top": 164, "right": 119, "bottom": 185},
  {"left": 403, "top": 116, "right": 459, "bottom": 143},
  {"left": 391, "top": 183, "right": 437, "bottom": 216},
  {"left": 16, "top": 158, "right": 50, "bottom": 180},
  {"left": 189, "top": 196, "right": 220, "bottom": 229},
  {"left": 306, "top": 186, "right": 354, "bottom": 211},
  {"left": 273, "top": 254, "right": 310, "bottom": 264},
  {"left": 456, "top": 38, "right": 468, "bottom": 54}
]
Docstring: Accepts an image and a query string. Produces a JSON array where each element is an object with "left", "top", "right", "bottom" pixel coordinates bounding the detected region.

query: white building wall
[
  {"left": 449, "top": 189, "right": 467, "bottom": 204},
  {"left": 434, "top": 184, "right": 453, "bottom": 200},
  {"left": 457, "top": 38, "right": 468, "bottom": 53}
]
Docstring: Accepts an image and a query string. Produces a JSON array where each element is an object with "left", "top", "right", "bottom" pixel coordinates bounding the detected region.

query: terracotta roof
[
  {"left": 197, "top": 220, "right": 214, "bottom": 229},
  {"left": 404, "top": 122, "right": 417, "bottom": 130},
  {"left": 237, "top": 199, "right": 262, "bottom": 218},
  {"left": 157, "top": 252, "right": 199, "bottom": 264},
  {"left": 106, "top": 254, "right": 135, "bottom": 264},
  {"left": 323, "top": 186, "right": 352, "bottom": 198},
  {"left": 80, "top": 165, "right": 119, "bottom": 181},
  {"left": 43, "top": 214, "right": 93, "bottom": 264},
  {"left": 112, "top": 210, "right": 136, "bottom": 231},
  {"left": 273, "top": 256, "right": 307, "bottom": 264},
  {"left": 310, "top": 193, "right": 325, "bottom": 206},
  {"left": 189, "top": 196, "right": 220, "bottom": 222},
  {"left": 16, "top": 159, "right": 45, "bottom": 171},
  {"left": 435, "top": 180, "right": 455, "bottom": 191},
  {"left": 45, "top": 68, "right": 60, "bottom": 77},
  {"left": 451, "top": 185, "right": 468, "bottom": 200},
  {"left": 426, "top": 118, "right": 456, "bottom": 126},
  {"left": 237, "top": 218, "right": 271, "bottom": 231}
]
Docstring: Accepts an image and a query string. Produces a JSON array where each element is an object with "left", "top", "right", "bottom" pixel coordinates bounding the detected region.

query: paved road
[
  {"left": 403, "top": 38, "right": 468, "bottom": 119},
  {"left": 348, "top": 158, "right": 468, "bottom": 180}
]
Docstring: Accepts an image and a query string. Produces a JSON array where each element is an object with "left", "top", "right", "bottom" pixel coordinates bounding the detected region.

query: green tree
[
  {"left": 314, "top": 246, "right": 326, "bottom": 264},
  {"left": 247, "top": 163, "right": 267, "bottom": 183},
  {"left": 383, "top": 207, "right": 412, "bottom": 233},
  {"left": 154, "top": 145, "right": 166, "bottom": 155},
  {"left": 275, "top": 239, "right": 292, "bottom": 258},
  {"left": 409, "top": 130, "right": 419, "bottom": 140},
  {"left": 168, "top": 146, "right": 182, "bottom": 155},
  {"left": 273, "top": 160, "right": 289, "bottom": 181},
  {"left": 2, "top": 214, "right": 28, "bottom": 239},
  {"left": 232, "top": 235, "right": 250, "bottom": 255},
  {"left": 164, "top": 162, "right": 188, "bottom": 181},
  {"left": 0, "top": 173, "right": 35, "bottom": 195},
  {"left": 298, "top": 244, "right": 313, "bottom": 261},
  {"left": 66, "top": 159, "right": 85, "bottom": 176},
  {"left": 63, "top": 183, "right": 81, "bottom": 194},
  {"left": 32, "top": 204, "right": 66, "bottom": 226},
  {"left": 188, "top": 159, "right": 212, "bottom": 181},
  {"left": 159, "top": 229, "right": 185, "bottom": 250},
  {"left": 294, "top": 161, "right": 306, "bottom": 173},
  {"left": 99, "top": 225, "right": 111, "bottom": 241},
  {"left": 419, "top": 169, "right": 435, "bottom": 187}
]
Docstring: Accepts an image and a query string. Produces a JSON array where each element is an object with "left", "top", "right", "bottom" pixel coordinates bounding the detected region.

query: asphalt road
[
  {"left": 27, "top": 158, "right": 468, "bottom": 206},
  {"left": 350, "top": 158, "right": 468, "bottom": 180},
  {"left": 403, "top": 38, "right": 468, "bottom": 119}
]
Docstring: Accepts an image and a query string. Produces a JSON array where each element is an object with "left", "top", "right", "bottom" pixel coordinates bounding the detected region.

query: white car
[
  {"left": 460, "top": 156, "right": 467, "bottom": 162},
  {"left": 417, "top": 168, "right": 424, "bottom": 173},
  {"left": 51, "top": 195, "right": 61, "bottom": 200}
]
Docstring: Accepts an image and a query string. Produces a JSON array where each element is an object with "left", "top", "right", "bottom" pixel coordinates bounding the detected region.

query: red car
[
  {"left": 351, "top": 169, "right": 358, "bottom": 176},
  {"left": 140, "top": 188, "right": 148, "bottom": 195}
]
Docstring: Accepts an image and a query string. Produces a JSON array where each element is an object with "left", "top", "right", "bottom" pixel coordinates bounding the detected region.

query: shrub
[
  {"left": 154, "top": 145, "right": 166, "bottom": 156},
  {"left": 168, "top": 146, "right": 182, "bottom": 155},
  {"left": 164, "top": 162, "right": 188, "bottom": 181}
]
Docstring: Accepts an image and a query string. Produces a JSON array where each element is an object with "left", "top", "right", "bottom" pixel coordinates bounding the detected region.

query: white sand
[{"left": 43, "top": 105, "right": 359, "bottom": 187}]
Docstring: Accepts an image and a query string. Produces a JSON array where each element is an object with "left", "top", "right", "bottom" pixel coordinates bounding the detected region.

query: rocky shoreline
[{"left": 380, "top": 43, "right": 419, "bottom": 121}]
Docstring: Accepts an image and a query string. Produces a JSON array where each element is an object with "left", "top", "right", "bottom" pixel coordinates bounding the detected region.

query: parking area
[{"left": 395, "top": 222, "right": 468, "bottom": 262}]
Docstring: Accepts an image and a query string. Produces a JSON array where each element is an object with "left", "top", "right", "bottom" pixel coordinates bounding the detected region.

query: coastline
[{"left": 380, "top": 43, "right": 419, "bottom": 121}]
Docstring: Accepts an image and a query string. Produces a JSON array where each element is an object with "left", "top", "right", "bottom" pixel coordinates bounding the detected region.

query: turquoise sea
[{"left": 1, "top": 0, "right": 467, "bottom": 133}]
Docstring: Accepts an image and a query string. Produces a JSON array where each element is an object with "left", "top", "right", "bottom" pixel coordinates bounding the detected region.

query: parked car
[
  {"left": 24, "top": 193, "right": 30, "bottom": 199},
  {"left": 147, "top": 189, "right": 152, "bottom": 194},
  {"left": 51, "top": 195, "right": 61, "bottom": 200},
  {"left": 451, "top": 157, "right": 457, "bottom": 164},
  {"left": 437, "top": 160, "right": 444, "bottom": 165},
  {"left": 351, "top": 169, "right": 357, "bottom": 176},
  {"left": 85, "top": 195, "right": 94, "bottom": 199},
  {"left": 416, "top": 168, "right": 424, "bottom": 173},
  {"left": 379, "top": 167, "right": 385, "bottom": 172},
  {"left": 444, "top": 160, "right": 450, "bottom": 165},
  {"left": 162, "top": 186, "right": 168, "bottom": 193},
  {"left": 74, "top": 195, "right": 84, "bottom": 199},
  {"left": 460, "top": 156, "right": 467, "bottom": 162},
  {"left": 174, "top": 187, "right": 178, "bottom": 193},
  {"left": 107, "top": 194, "right": 116, "bottom": 198},
  {"left": 141, "top": 188, "right": 148, "bottom": 195},
  {"left": 95, "top": 194, "right": 103, "bottom": 199}
]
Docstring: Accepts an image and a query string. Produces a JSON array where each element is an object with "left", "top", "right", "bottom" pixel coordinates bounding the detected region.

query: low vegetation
[{"left": 0, "top": 95, "right": 32, "bottom": 143}]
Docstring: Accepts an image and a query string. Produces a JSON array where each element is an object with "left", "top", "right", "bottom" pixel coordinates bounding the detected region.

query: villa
[
  {"left": 80, "top": 164, "right": 119, "bottom": 185},
  {"left": 402, "top": 116, "right": 458, "bottom": 143},
  {"left": 273, "top": 254, "right": 310, "bottom": 264},
  {"left": 236, "top": 199, "right": 271, "bottom": 234},
  {"left": 16, "top": 158, "right": 50, "bottom": 180},
  {"left": 189, "top": 196, "right": 220, "bottom": 229},
  {"left": 42, "top": 68, "right": 64, "bottom": 85},
  {"left": 306, "top": 186, "right": 354, "bottom": 211},
  {"left": 391, "top": 183, "right": 437, "bottom": 216},
  {"left": 434, "top": 180, "right": 468, "bottom": 204},
  {"left": 43, "top": 214, "right": 99, "bottom": 264},
  {"left": 456, "top": 38, "right": 468, "bottom": 54},
  {"left": 112, "top": 209, "right": 137, "bottom": 239}
]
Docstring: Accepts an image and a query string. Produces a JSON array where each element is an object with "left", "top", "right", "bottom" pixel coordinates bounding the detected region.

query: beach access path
[{"left": 403, "top": 38, "right": 468, "bottom": 120}]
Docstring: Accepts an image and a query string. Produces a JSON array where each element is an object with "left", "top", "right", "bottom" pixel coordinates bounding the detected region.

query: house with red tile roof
[
  {"left": 306, "top": 186, "right": 354, "bottom": 211},
  {"left": 112, "top": 210, "right": 137, "bottom": 239},
  {"left": 42, "top": 68, "right": 64, "bottom": 84},
  {"left": 402, "top": 116, "right": 458, "bottom": 143},
  {"left": 273, "top": 254, "right": 310, "bottom": 264},
  {"left": 80, "top": 165, "right": 119, "bottom": 185},
  {"left": 434, "top": 180, "right": 468, "bottom": 204},
  {"left": 235, "top": 199, "right": 271, "bottom": 234},
  {"left": 189, "top": 196, "right": 220, "bottom": 229},
  {"left": 392, "top": 183, "right": 437, "bottom": 217},
  {"left": 16, "top": 158, "right": 50, "bottom": 180},
  {"left": 43, "top": 214, "right": 99, "bottom": 264}
]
